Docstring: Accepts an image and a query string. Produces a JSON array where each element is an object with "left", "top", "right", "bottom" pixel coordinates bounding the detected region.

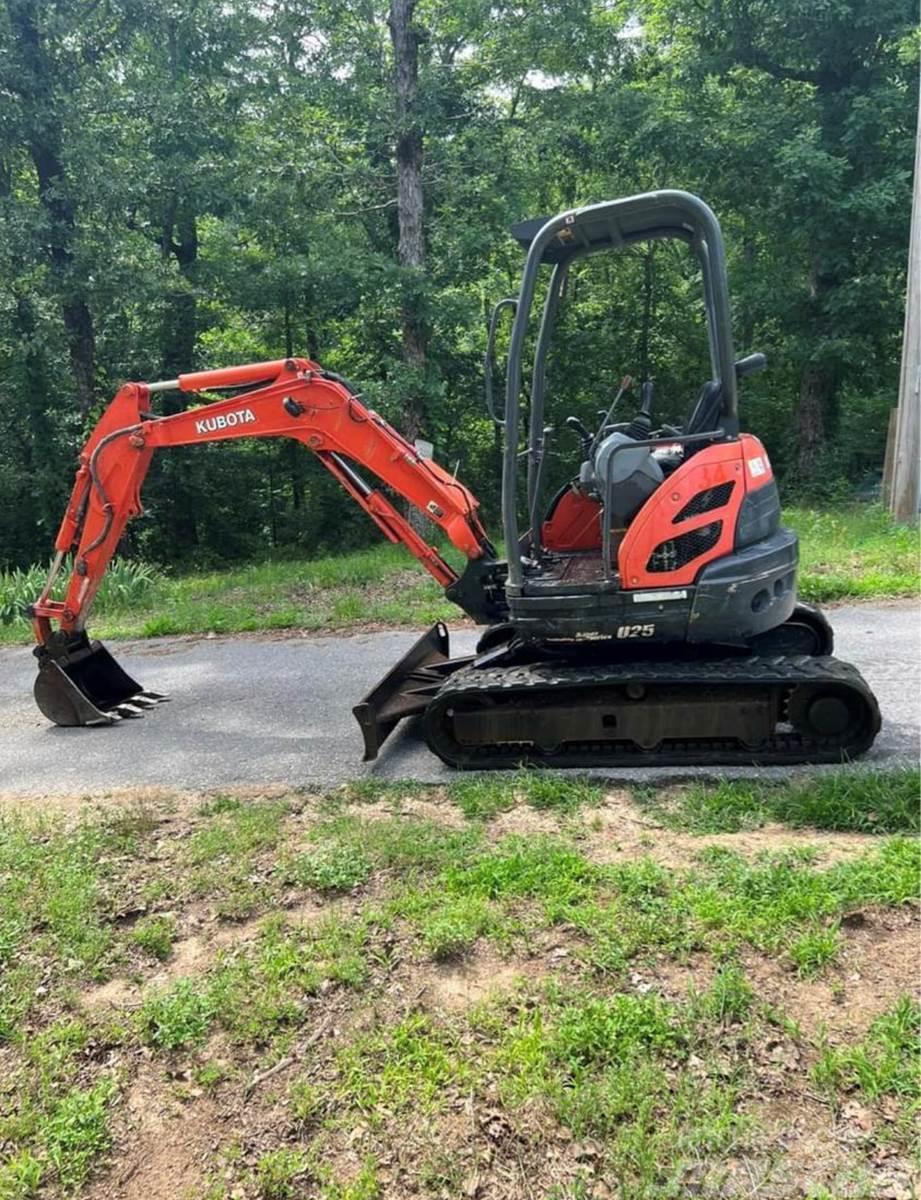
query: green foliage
[
  {"left": 813, "top": 997, "right": 920, "bottom": 1101},
  {"left": 419, "top": 895, "right": 497, "bottom": 960},
  {"left": 42, "top": 1081, "right": 114, "bottom": 1191},
  {"left": 137, "top": 979, "right": 215, "bottom": 1050},
  {"left": 206, "top": 914, "right": 370, "bottom": 1043},
  {"left": 552, "top": 993, "right": 684, "bottom": 1068},
  {"left": 0, "top": 1150, "right": 43, "bottom": 1200},
  {"left": 450, "top": 771, "right": 602, "bottom": 822},
  {"left": 255, "top": 1149, "right": 311, "bottom": 1199},
  {"left": 185, "top": 797, "right": 289, "bottom": 916},
  {"left": 698, "top": 965, "right": 754, "bottom": 1026},
  {"left": 788, "top": 926, "right": 843, "bottom": 977},
  {"left": 337, "top": 1014, "right": 472, "bottom": 1115},
  {"left": 321, "top": 1162, "right": 381, "bottom": 1200},
  {"left": 0, "top": 0, "right": 914, "bottom": 578},
  {"left": 288, "top": 1079, "right": 323, "bottom": 1125},
  {"left": 791, "top": 506, "right": 919, "bottom": 602},
  {"left": 645, "top": 768, "right": 920, "bottom": 835},
  {"left": 130, "top": 914, "right": 177, "bottom": 961},
  {"left": 289, "top": 843, "right": 372, "bottom": 893},
  {"left": 491, "top": 987, "right": 749, "bottom": 1189},
  {"left": 0, "top": 560, "right": 158, "bottom": 627},
  {"left": 0, "top": 811, "right": 147, "bottom": 1034}
]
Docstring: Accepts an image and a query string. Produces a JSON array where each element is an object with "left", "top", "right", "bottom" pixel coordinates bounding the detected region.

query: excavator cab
[{"left": 476, "top": 190, "right": 794, "bottom": 646}]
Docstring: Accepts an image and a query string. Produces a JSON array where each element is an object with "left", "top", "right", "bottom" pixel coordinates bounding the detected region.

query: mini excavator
[{"left": 30, "top": 190, "right": 881, "bottom": 768}]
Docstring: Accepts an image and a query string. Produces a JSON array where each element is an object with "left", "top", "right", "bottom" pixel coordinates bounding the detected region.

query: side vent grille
[
  {"left": 672, "top": 481, "right": 735, "bottom": 524},
  {"left": 647, "top": 521, "right": 722, "bottom": 573}
]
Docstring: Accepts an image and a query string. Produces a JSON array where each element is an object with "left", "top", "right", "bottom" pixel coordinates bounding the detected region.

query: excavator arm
[{"left": 30, "top": 357, "right": 499, "bottom": 727}]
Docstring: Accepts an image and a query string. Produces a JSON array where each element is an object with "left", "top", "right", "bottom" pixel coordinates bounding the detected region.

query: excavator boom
[{"left": 31, "top": 357, "right": 493, "bottom": 726}]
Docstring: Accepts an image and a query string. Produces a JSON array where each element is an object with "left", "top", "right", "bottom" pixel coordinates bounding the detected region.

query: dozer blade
[
  {"left": 352, "top": 622, "right": 471, "bottom": 761},
  {"left": 34, "top": 633, "right": 169, "bottom": 728}
]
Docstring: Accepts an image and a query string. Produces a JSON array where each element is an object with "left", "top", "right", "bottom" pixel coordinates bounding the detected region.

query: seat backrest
[{"left": 685, "top": 380, "right": 723, "bottom": 437}]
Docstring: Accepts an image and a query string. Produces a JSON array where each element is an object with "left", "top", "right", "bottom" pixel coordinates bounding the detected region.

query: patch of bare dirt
[
  {"left": 84, "top": 1066, "right": 221, "bottom": 1200},
  {"left": 635, "top": 906, "right": 920, "bottom": 1044},
  {"left": 744, "top": 905, "right": 920, "bottom": 1041},
  {"left": 79, "top": 898, "right": 345, "bottom": 1015},
  {"left": 487, "top": 804, "right": 565, "bottom": 841},
  {"left": 743, "top": 1095, "right": 919, "bottom": 1200},
  {"left": 420, "top": 951, "right": 545, "bottom": 1012},
  {"left": 580, "top": 790, "right": 881, "bottom": 869},
  {"left": 340, "top": 792, "right": 468, "bottom": 830},
  {"left": 80, "top": 977, "right": 140, "bottom": 1011},
  {"left": 0, "top": 781, "right": 298, "bottom": 818}
]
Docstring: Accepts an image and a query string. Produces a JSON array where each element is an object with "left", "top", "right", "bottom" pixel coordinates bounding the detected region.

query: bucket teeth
[{"left": 113, "top": 703, "right": 146, "bottom": 719}]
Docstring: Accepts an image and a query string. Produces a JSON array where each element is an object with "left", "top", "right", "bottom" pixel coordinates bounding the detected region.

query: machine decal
[
  {"left": 194, "top": 408, "right": 257, "bottom": 435},
  {"left": 747, "top": 455, "right": 767, "bottom": 478},
  {"left": 632, "top": 589, "right": 688, "bottom": 603},
  {"left": 616, "top": 623, "right": 656, "bottom": 638}
]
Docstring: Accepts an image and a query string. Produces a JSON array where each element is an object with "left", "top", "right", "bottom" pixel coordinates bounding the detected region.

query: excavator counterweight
[{"left": 29, "top": 190, "right": 881, "bottom": 769}]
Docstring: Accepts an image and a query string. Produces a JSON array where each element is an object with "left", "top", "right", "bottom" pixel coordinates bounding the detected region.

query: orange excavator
[{"left": 29, "top": 191, "right": 881, "bottom": 768}]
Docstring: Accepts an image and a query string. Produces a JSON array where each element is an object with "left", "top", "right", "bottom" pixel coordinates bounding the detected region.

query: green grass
[
  {"left": 387, "top": 829, "right": 919, "bottom": 975},
  {"left": 0, "top": 810, "right": 157, "bottom": 1035},
  {"left": 131, "top": 914, "right": 178, "bottom": 961},
  {"left": 0, "top": 543, "right": 459, "bottom": 644},
  {"left": 788, "top": 505, "right": 919, "bottom": 602},
  {"left": 337, "top": 1012, "right": 474, "bottom": 1117},
  {"left": 205, "top": 912, "right": 373, "bottom": 1043},
  {"left": 449, "top": 770, "right": 603, "bottom": 821},
  {"left": 137, "top": 978, "right": 215, "bottom": 1049},
  {"left": 184, "top": 796, "right": 291, "bottom": 918},
  {"left": 0, "top": 776, "right": 917, "bottom": 1195},
  {"left": 479, "top": 978, "right": 751, "bottom": 1192},
  {"left": 1, "top": 504, "right": 914, "bottom": 644},
  {"left": 255, "top": 1148, "right": 311, "bottom": 1199},
  {"left": 642, "top": 768, "right": 921, "bottom": 836},
  {"left": 813, "top": 996, "right": 921, "bottom": 1102},
  {"left": 0, "top": 1021, "right": 118, "bottom": 1197}
]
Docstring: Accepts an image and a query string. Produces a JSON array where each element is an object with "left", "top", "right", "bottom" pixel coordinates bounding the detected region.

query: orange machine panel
[
  {"left": 619, "top": 440, "right": 748, "bottom": 588},
  {"left": 541, "top": 487, "right": 602, "bottom": 552}
]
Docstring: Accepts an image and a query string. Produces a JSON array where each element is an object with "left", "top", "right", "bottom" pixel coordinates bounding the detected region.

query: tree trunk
[
  {"left": 8, "top": 0, "right": 97, "bottom": 415},
  {"left": 795, "top": 263, "right": 838, "bottom": 481},
  {"left": 388, "top": 0, "right": 427, "bottom": 442},
  {"left": 161, "top": 199, "right": 199, "bottom": 381},
  {"left": 796, "top": 362, "right": 835, "bottom": 480},
  {"left": 157, "top": 198, "right": 200, "bottom": 549}
]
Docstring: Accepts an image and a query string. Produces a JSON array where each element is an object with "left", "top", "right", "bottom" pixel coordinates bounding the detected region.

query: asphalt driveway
[{"left": 0, "top": 602, "right": 916, "bottom": 796}]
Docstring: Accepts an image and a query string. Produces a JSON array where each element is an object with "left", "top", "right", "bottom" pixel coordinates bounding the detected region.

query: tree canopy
[{"left": 0, "top": 0, "right": 916, "bottom": 570}]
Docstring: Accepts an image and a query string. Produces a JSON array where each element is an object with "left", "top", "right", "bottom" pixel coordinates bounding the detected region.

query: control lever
[
  {"left": 565, "top": 416, "right": 593, "bottom": 455},
  {"left": 587, "top": 374, "right": 632, "bottom": 457},
  {"left": 624, "top": 379, "right": 654, "bottom": 441}
]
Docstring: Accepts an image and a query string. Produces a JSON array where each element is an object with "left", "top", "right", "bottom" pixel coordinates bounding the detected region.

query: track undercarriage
[{"left": 353, "top": 608, "right": 881, "bottom": 770}]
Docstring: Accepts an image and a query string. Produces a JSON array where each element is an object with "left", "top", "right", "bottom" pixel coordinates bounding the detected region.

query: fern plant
[{"left": 0, "top": 559, "right": 160, "bottom": 626}]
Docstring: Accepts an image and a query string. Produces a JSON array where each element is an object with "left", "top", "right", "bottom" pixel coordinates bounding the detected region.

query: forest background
[{"left": 0, "top": 0, "right": 917, "bottom": 572}]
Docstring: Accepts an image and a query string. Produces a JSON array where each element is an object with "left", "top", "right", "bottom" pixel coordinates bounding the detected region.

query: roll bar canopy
[{"left": 501, "top": 190, "right": 738, "bottom": 591}]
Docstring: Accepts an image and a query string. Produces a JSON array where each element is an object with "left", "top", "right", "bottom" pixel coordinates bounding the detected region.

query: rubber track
[{"left": 423, "top": 654, "right": 881, "bottom": 769}]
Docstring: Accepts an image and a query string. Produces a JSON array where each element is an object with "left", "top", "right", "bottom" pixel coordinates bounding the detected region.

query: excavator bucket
[{"left": 34, "top": 634, "right": 168, "bottom": 726}]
